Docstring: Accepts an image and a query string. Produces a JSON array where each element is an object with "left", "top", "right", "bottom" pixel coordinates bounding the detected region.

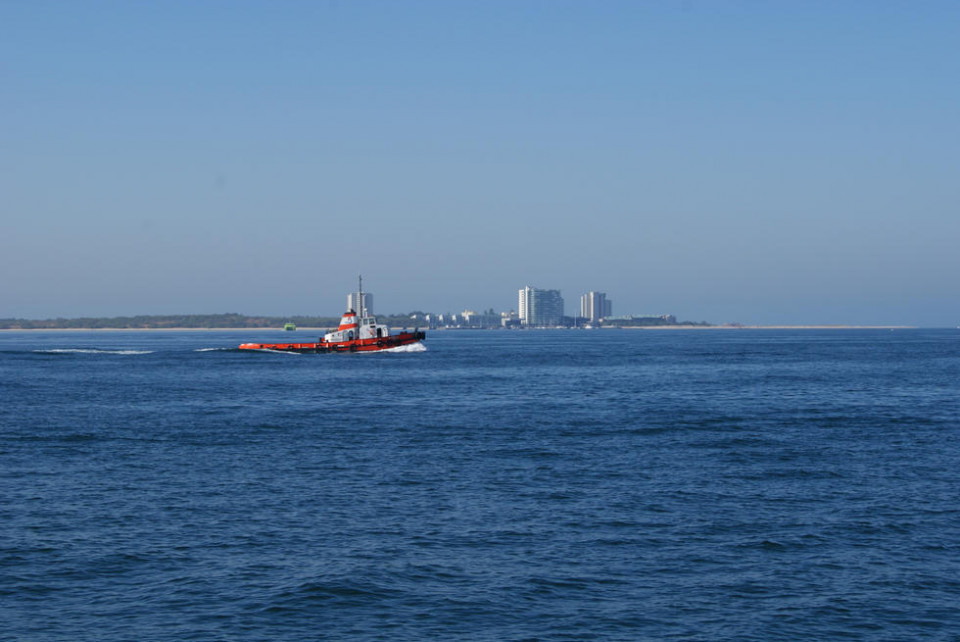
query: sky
[{"left": 2, "top": 1, "right": 959, "bottom": 325}]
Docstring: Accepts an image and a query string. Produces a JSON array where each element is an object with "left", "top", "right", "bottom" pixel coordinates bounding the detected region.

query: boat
[{"left": 239, "top": 277, "right": 426, "bottom": 353}]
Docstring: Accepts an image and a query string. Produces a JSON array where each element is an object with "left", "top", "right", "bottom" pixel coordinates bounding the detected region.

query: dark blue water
[{"left": 2, "top": 329, "right": 959, "bottom": 641}]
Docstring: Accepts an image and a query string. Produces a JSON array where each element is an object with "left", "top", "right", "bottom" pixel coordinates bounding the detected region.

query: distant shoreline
[{"left": 0, "top": 325, "right": 920, "bottom": 332}]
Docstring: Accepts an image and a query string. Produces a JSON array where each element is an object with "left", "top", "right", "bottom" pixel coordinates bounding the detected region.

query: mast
[{"left": 358, "top": 275, "right": 365, "bottom": 318}]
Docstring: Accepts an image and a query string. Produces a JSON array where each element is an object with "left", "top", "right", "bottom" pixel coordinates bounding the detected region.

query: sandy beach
[{"left": 620, "top": 325, "right": 916, "bottom": 330}]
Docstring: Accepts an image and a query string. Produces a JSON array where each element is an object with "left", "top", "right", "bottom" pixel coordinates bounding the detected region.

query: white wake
[{"left": 380, "top": 342, "right": 427, "bottom": 353}]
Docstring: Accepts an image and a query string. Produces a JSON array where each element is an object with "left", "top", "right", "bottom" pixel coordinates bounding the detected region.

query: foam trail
[{"left": 194, "top": 347, "right": 233, "bottom": 352}]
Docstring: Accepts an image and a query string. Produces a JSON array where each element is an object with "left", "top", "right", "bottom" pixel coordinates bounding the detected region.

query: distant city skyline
[
  {"left": 2, "top": 2, "right": 959, "bottom": 326},
  {"left": 341, "top": 285, "right": 619, "bottom": 323}
]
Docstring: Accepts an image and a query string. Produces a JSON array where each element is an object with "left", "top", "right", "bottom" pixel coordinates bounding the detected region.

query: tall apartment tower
[
  {"left": 518, "top": 286, "right": 564, "bottom": 326},
  {"left": 347, "top": 292, "right": 373, "bottom": 315},
  {"left": 580, "top": 291, "right": 612, "bottom": 323}
]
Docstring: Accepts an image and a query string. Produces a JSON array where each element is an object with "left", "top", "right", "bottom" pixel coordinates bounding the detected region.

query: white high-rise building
[
  {"left": 347, "top": 292, "right": 373, "bottom": 315},
  {"left": 518, "top": 286, "right": 564, "bottom": 326},
  {"left": 580, "top": 291, "right": 611, "bottom": 323}
]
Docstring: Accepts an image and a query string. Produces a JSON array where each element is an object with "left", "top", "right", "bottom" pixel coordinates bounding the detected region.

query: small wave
[{"left": 34, "top": 348, "right": 154, "bottom": 355}]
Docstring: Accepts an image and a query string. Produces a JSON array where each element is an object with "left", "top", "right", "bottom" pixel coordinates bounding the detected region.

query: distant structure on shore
[
  {"left": 347, "top": 291, "right": 373, "bottom": 315},
  {"left": 605, "top": 314, "right": 677, "bottom": 326},
  {"left": 518, "top": 286, "right": 565, "bottom": 327},
  {"left": 510, "top": 285, "right": 679, "bottom": 328},
  {"left": 580, "top": 291, "right": 612, "bottom": 324}
]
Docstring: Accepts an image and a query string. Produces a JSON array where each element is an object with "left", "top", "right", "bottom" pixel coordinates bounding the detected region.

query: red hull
[{"left": 239, "top": 330, "right": 425, "bottom": 353}]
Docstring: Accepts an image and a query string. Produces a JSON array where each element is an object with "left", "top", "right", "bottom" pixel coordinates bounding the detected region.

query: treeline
[{"left": 0, "top": 314, "right": 343, "bottom": 330}]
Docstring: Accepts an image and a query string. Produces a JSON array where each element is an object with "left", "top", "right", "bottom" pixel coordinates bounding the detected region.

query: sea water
[{"left": 2, "top": 329, "right": 959, "bottom": 640}]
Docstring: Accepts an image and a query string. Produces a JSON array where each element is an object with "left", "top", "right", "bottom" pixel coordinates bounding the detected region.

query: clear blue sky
[{"left": 3, "top": 1, "right": 958, "bottom": 325}]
